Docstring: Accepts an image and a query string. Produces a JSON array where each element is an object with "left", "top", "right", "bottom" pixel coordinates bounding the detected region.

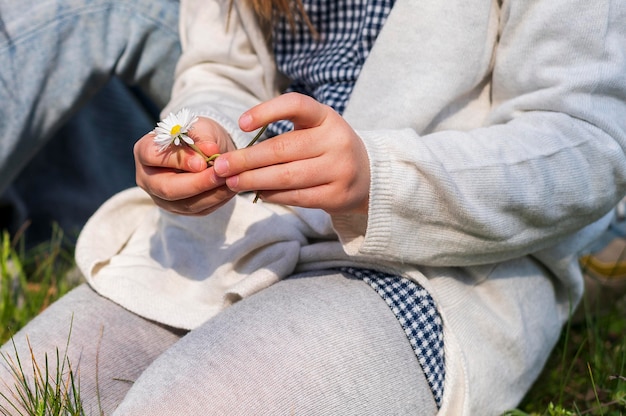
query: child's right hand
[{"left": 134, "top": 116, "right": 237, "bottom": 216}]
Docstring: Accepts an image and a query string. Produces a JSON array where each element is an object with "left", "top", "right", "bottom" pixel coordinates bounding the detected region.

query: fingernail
[
  {"left": 226, "top": 175, "right": 239, "bottom": 189},
  {"left": 188, "top": 156, "right": 205, "bottom": 171},
  {"left": 239, "top": 113, "right": 252, "bottom": 129},
  {"left": 213, "top": 157, "right": 229, "bottom": 176}
]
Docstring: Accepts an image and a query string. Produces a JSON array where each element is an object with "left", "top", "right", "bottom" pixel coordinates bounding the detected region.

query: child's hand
[
  {"left": 134, "top": 116, "right": 237, "bottom": 215},
  {"left": 213, "top": 93, "right": 371, "bottom": 215}
]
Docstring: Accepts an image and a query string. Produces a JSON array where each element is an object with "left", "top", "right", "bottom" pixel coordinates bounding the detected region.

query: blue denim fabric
[
  {"left": 0, "top": 0, "right": 180, "bottom": 244},
  {"left": 579, "top": 198, "right": 626, "bottom": 256},
  {"left": 5, "top": 78, "right": 159, "bottom": 244}
]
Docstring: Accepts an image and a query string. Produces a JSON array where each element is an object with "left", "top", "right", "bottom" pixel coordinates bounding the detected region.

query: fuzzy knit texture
[{"left": 75, "top": 0, "right": 626, "bottom": 414}]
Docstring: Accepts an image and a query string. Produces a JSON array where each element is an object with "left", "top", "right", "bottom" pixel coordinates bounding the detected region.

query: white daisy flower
[{"left": 153, "top": 108, "right": 199, "bottom": 152}]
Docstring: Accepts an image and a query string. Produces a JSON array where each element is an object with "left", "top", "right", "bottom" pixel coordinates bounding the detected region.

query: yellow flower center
[{"left": 170, "top": 124, "right": 182, "bottom": 136}]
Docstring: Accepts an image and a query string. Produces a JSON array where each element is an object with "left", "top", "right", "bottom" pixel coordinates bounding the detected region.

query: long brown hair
[{"left": 230, "top": 0, "right": 315, "bottom": 34}]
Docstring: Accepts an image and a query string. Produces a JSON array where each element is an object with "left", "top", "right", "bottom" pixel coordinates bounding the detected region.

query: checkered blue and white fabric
[
  {"left": 268, "top": 0, "right": 396, "bottom": 136},
  {"left": 340, "top": 267, "right": 445, "bottom": 408},
  {"left": 268, "top": 2, "right": 446, "bottom": 406}
]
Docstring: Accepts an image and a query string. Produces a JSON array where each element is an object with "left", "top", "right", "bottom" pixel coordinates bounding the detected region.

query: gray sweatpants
[{"left": 0, "top": 271, "right": 436, "bottom": 415}]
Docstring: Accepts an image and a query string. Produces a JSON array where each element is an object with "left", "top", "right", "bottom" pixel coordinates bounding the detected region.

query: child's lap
[
  {"left": 1, "top": 271, "right": 437, "bottom": 415},
  {"left": 115, "top": 271, "right": 437, "bottom": 414}
]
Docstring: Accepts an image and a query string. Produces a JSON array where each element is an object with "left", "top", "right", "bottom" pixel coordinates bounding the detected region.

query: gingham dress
[{"left": 268, "top": 0, "right": 445, "bottom": 407}]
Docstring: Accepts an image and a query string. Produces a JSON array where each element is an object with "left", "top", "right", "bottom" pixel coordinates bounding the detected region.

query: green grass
[
  {"left": 0, "top": 328, "right": 85, "bottom": 416},
  {"left": 0, "top": 227, "right": 82, "bottom": 415},
  {"left": 514, "top": 290, "right": 626, "bottom": 415},
  {"left": 0, "top": 227, "right": 625, "bottom": 415},
  {"left": 0, "top": 227, "right": 76, "bottom": 344}
]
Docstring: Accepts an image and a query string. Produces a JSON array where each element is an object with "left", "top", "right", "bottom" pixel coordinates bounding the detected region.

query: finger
[
  {"left": 258, "top": 181, "right": 368, "bottom": 214},
  {"left": 225, "top": 157, "right": 333, "bottom": 194},
  {"left": 149, "top": 187, "right": 235, "bottom": 216},
  {"left": 255, "top": 184, "right": 345, "bottom": 212},
  {"left": 136, "top": 166, "right": 227, "bottom": 202},
  {"left": 214, "top": 129, "right": 324, "bottom": 178},
  {"left": 254, "top": 187, "right": 319, "bottom": 208},
  {"left": 134, "top": 132, "right": 220, "bottom": 173},
  {"left": 187, "top": 117, "right": 232, "bottom": 154},
  {"left": 239, "top": 92, "right": 330, "bottom": 132}
]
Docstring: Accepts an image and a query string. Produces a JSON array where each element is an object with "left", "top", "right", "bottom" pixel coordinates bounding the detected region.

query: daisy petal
[{"left": 152, "top": 108, "right": 199, "bottom": 152}]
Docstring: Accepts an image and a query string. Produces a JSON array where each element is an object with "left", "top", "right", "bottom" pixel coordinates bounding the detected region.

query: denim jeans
[{"left": 0, "top": 0, "right": 180, "bottom": 244}]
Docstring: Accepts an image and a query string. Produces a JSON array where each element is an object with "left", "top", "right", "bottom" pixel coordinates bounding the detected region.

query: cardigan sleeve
[
  {"left": 332, "top": 0, "right": 626, "bottom": 267},
  {"left": 162, "top": 0, "right": 278, "bottom": 148}
]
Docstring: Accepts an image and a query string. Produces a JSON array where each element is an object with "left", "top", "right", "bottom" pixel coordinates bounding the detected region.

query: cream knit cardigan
[{"left": 75, "top": 0, "right": 626, "bottom": 414}]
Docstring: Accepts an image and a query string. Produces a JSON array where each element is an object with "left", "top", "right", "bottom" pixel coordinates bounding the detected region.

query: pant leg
[
  {"left": 114, "top": 271, "right": 438, "bottom": 415},
  {"left": 0, "top": 284, "right": 185, "bottom": 415},
  {"left": 0, "top": 0, "right": 180, "bottom": 192}
]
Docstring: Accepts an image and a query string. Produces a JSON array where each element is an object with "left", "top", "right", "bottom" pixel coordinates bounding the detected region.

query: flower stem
[
  {"left": 246, "top": 125, "right": 268, "bottom": 148},
  {"left": 187, "top": 125, "right": 267, "bottom": 200},
  {"left": 246, "top": 125, "right": 268, "bottom": 203},
  {"left": 187, "top": 142, "right": 220, "bottom": 166},
  {"left": 187, "top": 124, "right": 266, "bottom": 167}
]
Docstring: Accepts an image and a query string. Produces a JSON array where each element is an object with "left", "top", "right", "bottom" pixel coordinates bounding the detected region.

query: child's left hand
[{"left": 213, "top": 93, "right": 371, "bottom": 215}]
